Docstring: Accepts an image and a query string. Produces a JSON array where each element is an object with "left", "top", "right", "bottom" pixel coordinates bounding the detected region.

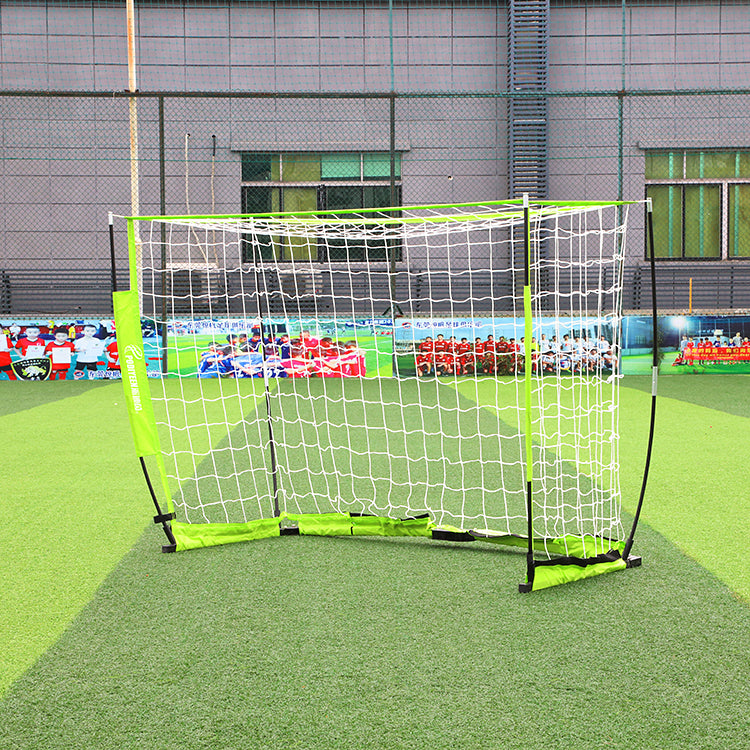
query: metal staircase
[{"left": 508, "top": 0, "right": 549, "bottom": 200}]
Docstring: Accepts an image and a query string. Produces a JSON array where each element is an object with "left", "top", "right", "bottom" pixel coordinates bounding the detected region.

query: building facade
[{"left": 1, "top": 0, "right": 749, "bottom": 314}]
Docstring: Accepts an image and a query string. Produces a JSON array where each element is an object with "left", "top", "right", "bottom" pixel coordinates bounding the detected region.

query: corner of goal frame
[
  {"left": 625, "top": 554, "right": 643, "bottom": 568},
  {"left": 518, "top": 552, "right": 638, "bottom": 593}
]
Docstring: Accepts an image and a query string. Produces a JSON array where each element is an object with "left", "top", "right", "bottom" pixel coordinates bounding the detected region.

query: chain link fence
[{"left": 1, "top": 89, "right": 750, "bottom": 316}]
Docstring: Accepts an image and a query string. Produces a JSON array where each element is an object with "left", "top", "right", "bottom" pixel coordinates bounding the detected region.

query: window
[
  {"left": 645, "top": 149, "right": 750, "bottom": 259},
  {"left": 241, "top": 151, "right": 402, "bottom": 263}
]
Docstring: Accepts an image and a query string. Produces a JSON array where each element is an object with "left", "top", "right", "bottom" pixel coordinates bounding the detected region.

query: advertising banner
[
  {"left": 3, "top": 313, "right": 750, "bottom": 381},
  {"left": 168, "top": 316, "right": 394, "bottom": 379},
  {"left": 0, "top": 318, "right": 119, "bottom": 381},
  {"left": 0, "top": 316, "right": 393, "bottom": 380},
  {"left": 394, "top": 316, "right": 616, "bottom": 377},
  {"left": 621, "top": 314, "right": 750, "bottom": 375}
]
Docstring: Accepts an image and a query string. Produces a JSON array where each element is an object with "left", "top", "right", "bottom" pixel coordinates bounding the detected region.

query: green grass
[
  {"left": 623, "top": 350, "right": 750, "bottom": 375},
  {"left": 1, "top": 376, "right": 749, "bottom": 748},
  {"left": 162, "top": 377, "right": 527, "bottom": 529},
  {"left": 1, "top": 520, "right": 748, "bottom": 749},
  {"left": 619, "top": 375, "right": 750, "bottom": 603},
  {"left": 0, "top": 383, "right": 150, "bottom": 697}
]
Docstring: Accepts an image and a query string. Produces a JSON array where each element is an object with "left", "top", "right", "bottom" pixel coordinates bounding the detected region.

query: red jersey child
[
  {"left": 318, "top": 337, "right": 335, "bottom": 358},
  {"left": 15, "top": 325, "right": 47, "bottom": 359},
  {"left": 105, "top": 339, "right": 121, "bottom": 378},
  {"left": 448, "top": 336, "right": 464, "bottom": 375},
  {"left": 434, "top": 350, "right": 451, "bottom": 376},
  {"left": 300, "top": 330, "right": 320, "bottom": 359},
  {"left": 0, "top": 330, "right": 16, "bottom": 380},
  {"left": 493, "top": 336, "right": 511, "bottom": 373},
  {"left": 457, "top": 337, "right": 472, "bottom": 375},
  {"left": 339, "top": 341, "right": 365, "bottom": 377},
  {"left": 44, "top": 327, "right": 75, "bottom": 380},
  {"left": 416, "top": 336, "right": 434, "bottom": 376},
  {"left": 483, "top": 335, "right": 497, "bottom": 373},
  {"left": 317, "top": 340, "right": 346, "bottom": 378},
  {"left": 508, "top": 338, "right": 522, "bottom": 373},
  {"left": 433, "top": 334, "right": 448, "bottom": 354}
]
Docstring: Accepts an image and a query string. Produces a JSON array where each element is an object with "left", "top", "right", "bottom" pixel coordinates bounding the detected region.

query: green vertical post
[{"left": 115, "top": 218, "right": 176, "bottom": 551}]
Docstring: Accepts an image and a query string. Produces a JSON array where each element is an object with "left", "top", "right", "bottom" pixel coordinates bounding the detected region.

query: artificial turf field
[{"left": 1, "top": 375, "right": 749, "bottom": 749}]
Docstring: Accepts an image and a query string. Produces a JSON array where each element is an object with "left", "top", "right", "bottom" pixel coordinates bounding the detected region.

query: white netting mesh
[{"left": 136, "top": 200, "right": 630, "bottom": 556}]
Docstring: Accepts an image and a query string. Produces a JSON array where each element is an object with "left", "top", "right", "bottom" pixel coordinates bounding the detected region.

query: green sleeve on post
[
  {"left": 530, "top": 558, "right": 627, "bottom": 591},
  {"left": 113, "top": 289, "right": 160, "bottom": 458}
]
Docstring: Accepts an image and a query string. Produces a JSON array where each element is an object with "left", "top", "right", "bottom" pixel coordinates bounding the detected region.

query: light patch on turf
[
  {"left": 618, "top": 385, "right": 750, "bottom": 603},
  {"left": 446, "top": 377, "right": 750, "bottom": 603},
  {"left": 0, "top": 383, "right": 153, "bottom": 696}
]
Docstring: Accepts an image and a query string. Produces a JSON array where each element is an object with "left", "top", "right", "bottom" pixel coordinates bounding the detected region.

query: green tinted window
[
  {"left": 241, "top": 186, "right": 281, "bottom": 261},
  {"left": 728, "top": 184, "right": 750, "bottom": 257},
  {"left": 282, "top": 153, "right": 320, "bottom": 182},
  {"left": 647, "top": 185, "right": 682, "bottom": 258},
  {"left": 241, "top": 151, "right": 401, "bottom": 262},
  {"left": 321, "top": 153, "right": 360, "bottom": 180},
  {"left": 364, "top": 152, "right": 401, "bottom": 179},
  {"left": 281, "top": 188, "right": 318, "bottom": 260},
  {"left": 325, "top": 185, "right": 363, "bottom": 210},
  {"left": 686, "top": 151, "right": 738, "bottom": 179},
  {"left": 241, "top": 185, "right": 280, "bottom": 214},
  {"left": 242, "top": 153, "right": 279, "bottom": 182},
  {"left": 645, "top": 151, "right": 680, "bottom": 179},
  {"left": 684, "top": 185, "right": 721, "bottom": 258}
]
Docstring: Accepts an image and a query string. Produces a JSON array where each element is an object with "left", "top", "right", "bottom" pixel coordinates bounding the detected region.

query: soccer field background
[
  {"left": 1, "top": 375, "right": 749, "bottom": 748},
  {"left": 623, "top": 349, "right": 750, "bottom": 375}
]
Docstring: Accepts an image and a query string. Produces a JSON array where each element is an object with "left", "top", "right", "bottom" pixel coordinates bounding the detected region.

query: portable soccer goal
[{"left": 113, "top": 197, "right": 655, "bottom": 592}]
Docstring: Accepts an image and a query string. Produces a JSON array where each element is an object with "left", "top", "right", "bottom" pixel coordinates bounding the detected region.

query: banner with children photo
[
  {"left": 0, "top": 319, "right": 122, "bottom": 381},
  {"left": 160, "top": 316, "right": 394, "bottom": 380},
  {"left": 1, "top": 316, "right": 394, "bottom": 382},
  {"left": 394, "top": 317, "right": 617, "bottom": 378},
  {"left": 6, "top": 314, "right": 748, "bottom": 381},
  {"left": 620, "top": 314, "right": 750, "bottom": 375}
]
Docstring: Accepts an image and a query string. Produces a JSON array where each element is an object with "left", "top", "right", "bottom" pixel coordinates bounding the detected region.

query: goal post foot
[
  {"left": 520, "top": 549, "right": 643, "bottom": 593},
  {"left": 625, "top": 554, "right": 643, "bottom": 568}
]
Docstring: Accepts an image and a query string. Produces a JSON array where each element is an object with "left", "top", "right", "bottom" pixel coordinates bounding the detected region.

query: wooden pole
[{"left": 126, "top": 0, "right": 142, "bottom": 298}]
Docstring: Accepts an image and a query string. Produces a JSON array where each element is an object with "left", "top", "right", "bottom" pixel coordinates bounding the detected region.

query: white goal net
[{"left": 117, "top": 198, "right": 636, "bottom": 589}]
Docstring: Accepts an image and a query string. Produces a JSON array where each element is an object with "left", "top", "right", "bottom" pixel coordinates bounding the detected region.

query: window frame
[
  {"left": 240, "top": 151, "right": 403, "bottom": 264},
  {"left": 645, "top": 149, "right": 750, "bottom": 261}
]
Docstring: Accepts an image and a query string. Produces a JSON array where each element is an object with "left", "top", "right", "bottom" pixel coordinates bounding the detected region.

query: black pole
[
  {"left": 159, "top": 96, "right": 169, "bottom": 375},
  {"left": 140, "top": 457, "right": 177, "bottom": 552},
  {"left": 108, "top": 213, "right": 118, "bottom": 311},
  {"left": 383, "top": 93, "right": 399, "bottom": 313},
  {"left": 622, "top": 199, "right": 658, "bottom": 561},
  {"left": 253, "top": 265, "right": 281, "bottom": 518}
]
